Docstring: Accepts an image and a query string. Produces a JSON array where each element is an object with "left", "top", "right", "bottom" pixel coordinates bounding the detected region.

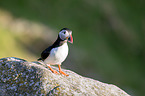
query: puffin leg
[
  {"left": 47, "top": 65, "right": 58, "bottom": 74},
  {"left": 58, "top": 65, "right": 69, "bottom": 76}
]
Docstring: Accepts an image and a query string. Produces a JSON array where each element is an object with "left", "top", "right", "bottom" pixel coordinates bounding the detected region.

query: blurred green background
[{"left": 0, "top": 0, "right": 145, "bottom": 95}]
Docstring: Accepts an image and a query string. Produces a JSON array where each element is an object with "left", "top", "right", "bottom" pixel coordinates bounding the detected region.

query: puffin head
[{"left": 59, "top": 28, "right": 73, "bottom": 43}]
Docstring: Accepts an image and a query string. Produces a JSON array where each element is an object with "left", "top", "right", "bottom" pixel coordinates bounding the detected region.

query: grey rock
[{"left": 0, "top": 57, "right": 130, "bottom": 96}]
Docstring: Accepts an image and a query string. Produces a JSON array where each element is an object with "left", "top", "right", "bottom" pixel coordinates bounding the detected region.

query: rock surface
[{"left": 0, "top": 57, "right": 130, "bottom": 96}]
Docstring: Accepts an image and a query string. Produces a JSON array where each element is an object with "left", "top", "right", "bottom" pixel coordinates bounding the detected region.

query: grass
[{"left": 0, "top": 26, "right": 36, "bottom": 61}]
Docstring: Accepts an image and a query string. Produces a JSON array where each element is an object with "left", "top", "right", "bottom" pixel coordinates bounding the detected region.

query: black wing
[
  {"left": 38, "top": 46, "right": 52, "bottom": 61},
  {"left": 38, "top": 35, "right": 65, "bottom": 61}
]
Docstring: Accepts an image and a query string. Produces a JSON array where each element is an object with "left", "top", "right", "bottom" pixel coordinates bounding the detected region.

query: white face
[{"left": 59, "top": 30, "right": 72, "bottom": 40}]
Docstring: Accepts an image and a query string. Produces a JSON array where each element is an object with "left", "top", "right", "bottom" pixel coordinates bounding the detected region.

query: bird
[{"left": 38, "top": 28, "right": 73, "bottom": 76}]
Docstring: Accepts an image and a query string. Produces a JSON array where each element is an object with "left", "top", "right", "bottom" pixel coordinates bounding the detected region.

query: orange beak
[{"left": 68, "top": 34, "right": 73, "bottom": 43}]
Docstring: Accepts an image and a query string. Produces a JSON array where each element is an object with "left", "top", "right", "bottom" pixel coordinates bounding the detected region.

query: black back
[{"left": 38, "top": 35, "right": 67, "bottom": 61}]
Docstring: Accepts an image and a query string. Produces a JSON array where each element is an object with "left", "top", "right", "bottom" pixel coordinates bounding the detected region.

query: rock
[{"left": 0, "top": 57, "right": 130, "bottom": 96}]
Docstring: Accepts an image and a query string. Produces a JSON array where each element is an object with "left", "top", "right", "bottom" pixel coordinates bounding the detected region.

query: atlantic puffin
[{"left": 38, "top": 28, "right": 73, "bottom": 76}]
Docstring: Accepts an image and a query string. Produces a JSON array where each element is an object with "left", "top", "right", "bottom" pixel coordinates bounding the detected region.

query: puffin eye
[{"left": 63, "top": 31, "right": 66, "bottom": 34}]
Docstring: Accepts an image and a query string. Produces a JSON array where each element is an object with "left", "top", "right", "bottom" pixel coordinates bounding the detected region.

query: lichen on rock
[{"left": 0, "top": 57, "right": 130, "bottom": 96}]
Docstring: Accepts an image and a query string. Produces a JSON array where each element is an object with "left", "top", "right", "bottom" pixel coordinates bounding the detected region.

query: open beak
[{"left": 68, "top": 34, "right": 73, "bottom": 43}]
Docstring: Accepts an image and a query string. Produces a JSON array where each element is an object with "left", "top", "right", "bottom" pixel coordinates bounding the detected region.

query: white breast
[{"left": 44, "top": 43, "right": 68, "bottom": 65}]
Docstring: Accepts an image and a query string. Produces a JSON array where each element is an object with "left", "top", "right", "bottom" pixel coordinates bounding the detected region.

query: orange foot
[
  {"left": 58, "top": 65, "right": 69, "bottom": 76},
  {"left": 48, "top": 65, "right": 58, "bottom": 74},
  {"left": 59, "top": 70, "right": 69, "bottom": 76}
]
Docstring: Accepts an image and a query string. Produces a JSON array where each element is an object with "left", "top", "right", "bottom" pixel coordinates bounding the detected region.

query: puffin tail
[{"left": 37, "top": 58, "right": 42, "bottom": 61}]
